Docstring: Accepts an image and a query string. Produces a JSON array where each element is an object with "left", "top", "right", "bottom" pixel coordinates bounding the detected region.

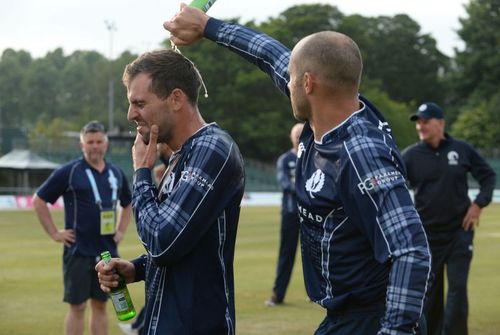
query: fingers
[
  {"left": 132, "top": 124, "right": 160, "bottom": 170},
  {"left": 148, "top": 125, "right": 158, "bottom": 148},
  {"left": 462, "top": 218, "right": 479, "bottom": 231},
  {"left": 95, "top": 261, "right": 119, "bottom": 292}
]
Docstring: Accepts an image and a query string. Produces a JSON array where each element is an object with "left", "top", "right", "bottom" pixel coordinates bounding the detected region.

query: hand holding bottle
[
  {"left": 98, "top": 251, "right": 136, "bottom": 320},
  {"left": 164, "top": 3, "right": 210, "bottom": 46},
  {"left": 96, "top": 255, "right": 135, "bottom": 291}
]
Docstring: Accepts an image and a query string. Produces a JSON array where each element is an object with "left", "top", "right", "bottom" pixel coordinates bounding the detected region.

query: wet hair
[{"left": 122, "top": 49, "right": 201, "bottom": 105}]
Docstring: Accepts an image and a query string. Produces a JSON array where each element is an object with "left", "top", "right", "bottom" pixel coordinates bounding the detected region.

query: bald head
[
  {"left": 290, "top": 123, "right": 304, "bottom": 150},
  {"left": 292, "top": 31, "right": 362, "bottom": 91}
]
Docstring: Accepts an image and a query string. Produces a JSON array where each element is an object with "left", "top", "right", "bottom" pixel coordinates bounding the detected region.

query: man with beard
[{"left": 96, "top": 50, "right": 245, "bottom": 334}]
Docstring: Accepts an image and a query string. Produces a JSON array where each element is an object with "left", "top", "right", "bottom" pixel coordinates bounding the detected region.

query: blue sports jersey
[
  {"left": 277, "top": 149, "right": 298, "bottom": 214},
  {"left": 205, "top": 18, "right": 431, "bottom": 334},
  {"left": 131, "top": 123, "right": 244, "bottom": 335},
  {"left": 36, "top": 157, "right": 132, "bottom": 257}
]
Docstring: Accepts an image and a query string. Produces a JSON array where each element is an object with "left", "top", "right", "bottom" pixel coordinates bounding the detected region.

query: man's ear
[
  {"left": 303, "top": 72, "right": 314, "bottom": 94},
  {"left": 169, "top": 88, "right": 186, "bottom": 111}
]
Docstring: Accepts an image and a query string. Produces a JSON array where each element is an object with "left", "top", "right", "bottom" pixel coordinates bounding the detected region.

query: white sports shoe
[{"left": 118, "top": 323, "right": 139, "bottom": 335}]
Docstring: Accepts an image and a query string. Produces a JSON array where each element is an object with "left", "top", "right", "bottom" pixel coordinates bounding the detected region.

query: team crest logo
[
  {"left": 447, "top": 151, "right": 459, "bottom": 165},
  {"left": 378, "top": 120, "right": 392, "bottom": 138},
  {"left": 305, "top": 169, "right": 325, "bottom": 198}
]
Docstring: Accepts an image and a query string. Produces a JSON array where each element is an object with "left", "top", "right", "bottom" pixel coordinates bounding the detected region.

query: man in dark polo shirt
[
  {"left": 33, "top": 121, "right": 132, "bottom": 335},
  {"left": 402, "top": 102, "right": 496, "bottom": 335}
]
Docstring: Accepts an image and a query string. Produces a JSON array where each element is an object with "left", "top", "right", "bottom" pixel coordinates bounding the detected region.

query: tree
[
  {"left": 339, "top": 14, "right": 449, "bottom": 105},
  {"left": 0, "top": 49, "right": 32, "bottom": 126},
  {"left": 447, "top": 0, "right": 500, "bottom": 149},
  {"left": 452, "top": 0, "right": 500, "bottom": 103},
  {"left": 451, "top": 92, "right": 500, "bottom": 150}
]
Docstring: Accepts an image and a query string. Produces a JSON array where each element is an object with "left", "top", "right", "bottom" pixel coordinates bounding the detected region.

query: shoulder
[
  {"left": 343, "top": 115, "right": 395, "bottom": 157},
  {"left": 53, "top": 158, "right": 83, "bottom": 177},
  {"left": 449, "top": 137, "right": 474, "bottom": 150},
  {"left": 401, "top": 142, "right": 421, "bottom": 156},
  {"left": 278, "top": 150, "right": 294, "bottom": 161},
  {"left": 106, "top": 162, "right": 126, "bottom": 175},
  {"left": 192, "top": 124, "right": 238, "bottom": 154},
  {"left": 187, "top": 124, "right": 243, "bottom": 171}
]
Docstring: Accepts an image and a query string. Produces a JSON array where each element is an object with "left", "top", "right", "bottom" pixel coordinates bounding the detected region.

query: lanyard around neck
[{"left": 85, "top": 168, "right": 118, "bottom": 209}]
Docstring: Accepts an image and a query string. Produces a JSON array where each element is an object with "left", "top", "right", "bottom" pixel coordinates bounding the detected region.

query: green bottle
[
  {"left": 100, "top": 251, "right": 136, "bottom": 321},
  {"left": 189, "top": 0, "right": 217, "bottom": 12}
]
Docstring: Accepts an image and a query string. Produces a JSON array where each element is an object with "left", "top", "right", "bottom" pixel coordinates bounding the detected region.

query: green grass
[{"left": 1, "top": 205, "right": 500, "bottom": 334}]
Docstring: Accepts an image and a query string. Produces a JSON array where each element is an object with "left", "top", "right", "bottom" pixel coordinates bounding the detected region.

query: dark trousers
[
  {"left": 425, "top": 229, "right": 473, "bottom": 335},
  {"left": 314, "top": 311, "right": 384, "bottom": 335},
  {"left": 272, "top": 211, "right": 300, "bottom": 301},
  {"left": 131, "top": 307, "right": 145, "bottom": 334},
  {"left": 315, "top": 311, "right": 427, "bottom": 334}
]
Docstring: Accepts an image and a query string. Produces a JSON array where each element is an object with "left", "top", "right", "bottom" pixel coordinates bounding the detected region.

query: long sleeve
[
  {"left": 204, "top": 18, "right": 291, "bottom": 97},
  {"left": 132, "top": 131, "right": 244, "bottom": 266},
  {"left": 340, "top": 132, "right": 431, "bottom": 334},
  {"left": 467, "top": 144, "right": 496, "bottom": 207}
]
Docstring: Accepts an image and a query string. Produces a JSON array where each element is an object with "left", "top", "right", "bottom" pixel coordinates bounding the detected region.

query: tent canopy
[{"left": 0, "top": 149, "right": 60, "bottom": 170}]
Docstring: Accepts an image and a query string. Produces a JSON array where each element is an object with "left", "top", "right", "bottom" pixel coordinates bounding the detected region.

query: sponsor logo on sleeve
[
  {"left": 357, "top": 170, "right": 402, "bottom": 195},
  {"left": 181, "top": 170, "right": 214, "bottom": 191}
]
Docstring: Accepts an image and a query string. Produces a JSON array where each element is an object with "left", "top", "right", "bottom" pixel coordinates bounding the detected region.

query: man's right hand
[
  {"left": 164, "top": 3, "right": 210, "bottom": 46},
  {"left": 95, "top": 258, "right": 136, "bottom": 292}
]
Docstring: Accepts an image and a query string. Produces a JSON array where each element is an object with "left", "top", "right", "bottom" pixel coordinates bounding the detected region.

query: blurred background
[{"left": 2, "top": 0, "right": 500, "bottom": 197}]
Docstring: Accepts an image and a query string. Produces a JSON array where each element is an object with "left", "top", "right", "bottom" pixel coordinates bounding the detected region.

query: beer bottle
[
  {"left": 100, "top": 251, "right": 136, "bottom": 321},
  {"left": 189, "top": 0, "right": 217, "bottom": 12}
]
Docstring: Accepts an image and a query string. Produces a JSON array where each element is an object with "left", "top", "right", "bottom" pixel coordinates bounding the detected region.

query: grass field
[{"left": 1, "top": 205, "right": 499, "bottom": 334}]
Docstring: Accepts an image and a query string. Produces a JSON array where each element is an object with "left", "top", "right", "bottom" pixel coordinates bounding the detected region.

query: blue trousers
[
  {"left": 425, "top": 229, "right": 473, "bottom": 335},
  {"left": 272, "top": 211, "right": 300, "bottom": 301}
]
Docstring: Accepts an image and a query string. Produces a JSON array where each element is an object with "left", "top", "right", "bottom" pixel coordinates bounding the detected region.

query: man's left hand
[{"left": 462, "top": 202, "right": 482, "bottom": 231}]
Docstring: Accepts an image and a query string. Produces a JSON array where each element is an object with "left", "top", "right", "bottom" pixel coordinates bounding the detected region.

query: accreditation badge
[{"left": 100, "top": 209, "right": 116, "bottom": 235}]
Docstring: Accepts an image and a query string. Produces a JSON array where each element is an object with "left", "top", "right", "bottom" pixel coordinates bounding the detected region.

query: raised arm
[{"left": 165, "top": 4, "right": 291, "bottom": 96}]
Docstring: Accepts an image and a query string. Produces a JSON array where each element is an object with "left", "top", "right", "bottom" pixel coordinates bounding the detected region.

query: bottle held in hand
[
  {"left": 100, "top": 251, "right": 136, "bottom": 321},
  {"left": 189, "top": 0, "right": 217, "bottom": 12}
]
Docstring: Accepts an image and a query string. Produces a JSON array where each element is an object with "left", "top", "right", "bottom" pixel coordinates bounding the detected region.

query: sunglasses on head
[{"left": 82, "top": 121, "right": 106, "bottom": 134}]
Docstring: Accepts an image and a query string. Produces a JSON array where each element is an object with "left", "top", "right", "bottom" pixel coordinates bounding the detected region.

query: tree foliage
[
  {"left": 0, "top": 3, "right": 475, "bottom": 161},
  {"left": 447, "top": 0, "right": 500, "bottom": 149}
]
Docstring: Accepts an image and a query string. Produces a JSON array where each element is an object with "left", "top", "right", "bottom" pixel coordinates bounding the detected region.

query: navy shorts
[{"left": 63, "top": 251, "right": 107, "bottom": 304}]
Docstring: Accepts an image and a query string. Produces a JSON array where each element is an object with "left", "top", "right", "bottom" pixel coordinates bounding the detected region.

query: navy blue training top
[
  {"left": 131, "top": 123, "right": 245, "bottom": 335},
  {"left": 206, "top": 18, "right": 432, "bottom": 334},
  {"left": 36, "top": 157, "right": 132, "bottom": 257},
  {"left": 277, "top": 149, "right": 298, "bottom": 214}
]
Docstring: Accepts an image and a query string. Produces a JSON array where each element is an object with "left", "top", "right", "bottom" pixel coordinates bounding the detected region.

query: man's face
[
  {"left": 80, "top": 132, "right": 108, "bottom": 164},
  {"left": 415, "top": 117, "right": 445, "bottom": 143},
  {"left": 287, "top": 55, "right": 310, "bottom": 122},
  {"left": 127, "top": 72, "right": 174, "bottom": 144}
]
